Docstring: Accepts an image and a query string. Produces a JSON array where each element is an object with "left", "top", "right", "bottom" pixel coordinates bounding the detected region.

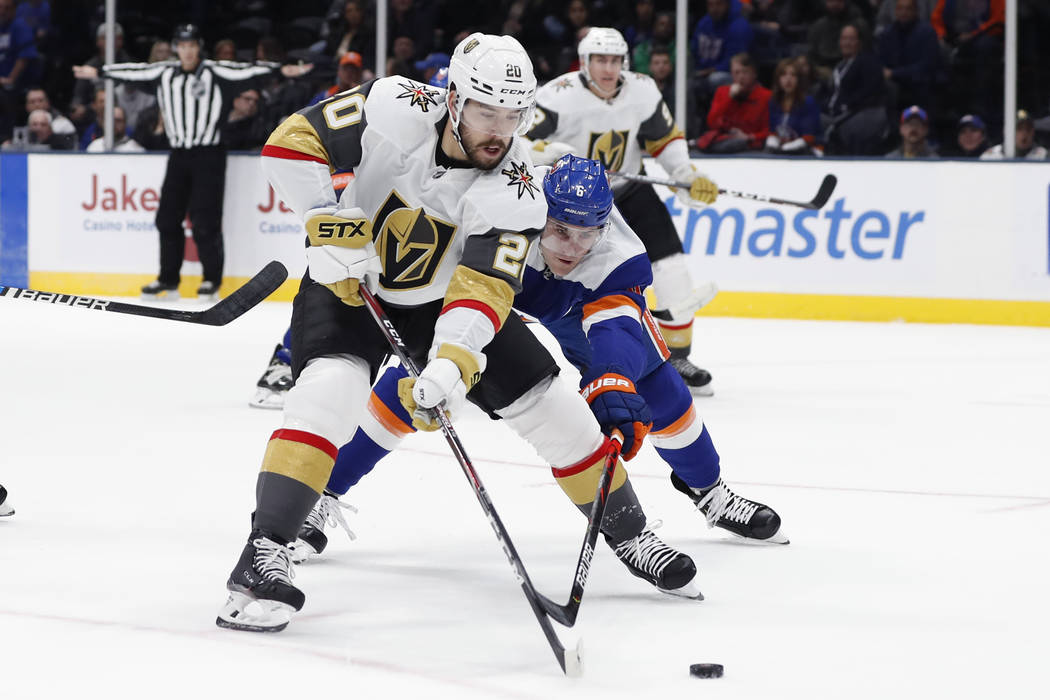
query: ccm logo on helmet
[{"left": 500, "top": 88, "right": 529, "bottom": 95}]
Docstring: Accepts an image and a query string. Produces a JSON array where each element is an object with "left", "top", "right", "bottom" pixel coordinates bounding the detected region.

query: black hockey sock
[
  {"left": 575, "top": 477, "right": 647, "bottom": 545},
  {"left": 253, "top": 471, "right": 321, "bottom": 544}
]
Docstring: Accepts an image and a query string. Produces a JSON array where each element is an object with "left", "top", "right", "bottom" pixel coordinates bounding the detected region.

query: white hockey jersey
[
  {"left": 261, "top": 76, "right": 547, "bottom": 310},
  {"left": 526, "top": 71, "right": 684, "bottom": 184}
]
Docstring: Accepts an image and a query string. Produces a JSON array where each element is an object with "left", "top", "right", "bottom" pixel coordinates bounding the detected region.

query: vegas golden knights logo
[
  {"left": 587, "top": 130, "right": 630, "bottom": 172},
  {"left": 374, "top": 191, "right": 456, "bottom": 290}
]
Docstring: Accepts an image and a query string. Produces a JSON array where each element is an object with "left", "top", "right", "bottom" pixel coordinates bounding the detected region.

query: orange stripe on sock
[
  {"left": 652, "top": 404, "right": 697, "bottom": 438},
  {"left": 367, "top": 392, "right": 415, "bottom": 437}
]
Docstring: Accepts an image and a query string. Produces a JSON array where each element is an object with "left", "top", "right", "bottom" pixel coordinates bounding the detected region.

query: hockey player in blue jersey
[{"left": 292, "top": 155, "right": 787, "bottom": 574}]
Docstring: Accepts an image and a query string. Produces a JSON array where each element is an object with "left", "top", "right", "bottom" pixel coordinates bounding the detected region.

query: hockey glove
[
  {"left": 529, "top": 139, "right": 575, "bottom": 166},
  {"left": 305, "top": 206, "right": 380, "bottom": 306},
  {"left": 670, "top": 163, "right": 718, "bottom": 208},
  {"left": 580, "top": 372, "right": 653, "bottom": 461},
  {"left": 397, "top": 343, "right": 484, "bottom": 431}
]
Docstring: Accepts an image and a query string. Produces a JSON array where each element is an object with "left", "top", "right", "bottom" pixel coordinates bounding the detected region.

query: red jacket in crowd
[{"left": 704, "top": 83, "right": 772, "bottom": 150}]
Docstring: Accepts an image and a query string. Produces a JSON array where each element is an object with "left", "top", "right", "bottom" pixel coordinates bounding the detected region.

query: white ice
[{"left": 2, "top": 299, "right": 1048, "bottom": 699}]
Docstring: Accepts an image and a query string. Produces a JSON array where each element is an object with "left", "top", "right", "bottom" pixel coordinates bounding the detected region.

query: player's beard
[{"left": 460, "top": 129, "right": 512, "bottom": 171}]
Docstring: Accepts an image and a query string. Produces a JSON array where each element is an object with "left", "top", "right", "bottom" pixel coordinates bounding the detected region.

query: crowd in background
[{"left": 1, "top": 0, "right": 1048, "bottom": 158}]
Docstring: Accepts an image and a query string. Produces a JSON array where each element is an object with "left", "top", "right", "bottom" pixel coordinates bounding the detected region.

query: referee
[{"left": 73, "top": 24, "right": 312, "bottom": 300}]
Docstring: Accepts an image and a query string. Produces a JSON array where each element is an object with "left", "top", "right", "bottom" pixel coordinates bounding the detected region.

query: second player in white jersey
[{"left": 525, "top": 27, "right": 720, "bottom": 396}]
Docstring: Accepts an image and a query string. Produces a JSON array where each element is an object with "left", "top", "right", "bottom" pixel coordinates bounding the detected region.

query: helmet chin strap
[{"left": 583, "top": 72, "right": 624, "bottom": 100}]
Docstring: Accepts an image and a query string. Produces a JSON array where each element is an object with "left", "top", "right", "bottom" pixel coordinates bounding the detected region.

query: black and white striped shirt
[{"left": 101, "top": 59, "right": 279, "bottom": 149}]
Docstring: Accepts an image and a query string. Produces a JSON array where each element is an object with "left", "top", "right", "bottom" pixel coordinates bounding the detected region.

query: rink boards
[{"left": 1, "top": 151, "right": 1048, "bottom": 326}]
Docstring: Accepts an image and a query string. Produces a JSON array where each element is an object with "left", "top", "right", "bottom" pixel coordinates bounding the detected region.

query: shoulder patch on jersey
[
  {"left": 501, "top": 161, "right": 540, "bottom": 200},
  {"left": 395, "top": 81, "right": 441, "bottom": 113},
  {"left": 553, "top": 77, "right": 575, "bottom": 92}
]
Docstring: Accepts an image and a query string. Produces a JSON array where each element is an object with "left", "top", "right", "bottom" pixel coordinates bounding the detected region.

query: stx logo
[
  {"left": 314, "top": 219, "right": 369, "bottom": 241},
  {"left": 580, "top": 374, "right": 633, "bottom": 401}
]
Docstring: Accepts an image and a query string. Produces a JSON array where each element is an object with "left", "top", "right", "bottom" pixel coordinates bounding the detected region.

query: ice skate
[
  {"left": 140, "top": 279, "right": 179, "bottom": 301},
  {"left": 216, "top": 533, "right": 305, "bottom": 632},
  {"left": 0, "top": 484, "right": 14, "bottom": 516},
  {"left": 196, "top": 281, "right": 220, "bottom": 302},
  {"left": 608, "top": 527, "right": 702, "bottom": 600},
  {"left": 668, "top": 356, "right": 714, "bottom": 397},
  {"left": 249, "top": 345, "right": 293, "bottom": 410},
  {"left": 289, "top": 493, "right": 358, "bottom": 564},
  {"left": 671, "top": 473, "right": 789, "bottom": 544}
]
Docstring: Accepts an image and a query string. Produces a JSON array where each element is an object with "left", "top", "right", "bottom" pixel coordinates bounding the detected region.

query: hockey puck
[{"left": 689, "top": 663, "right": 724, "bottom": 679}]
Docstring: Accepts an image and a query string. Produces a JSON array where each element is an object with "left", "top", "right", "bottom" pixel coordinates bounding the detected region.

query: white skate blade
[
  {"left": 688, "top": 383, "right": 714, "bottom": 398},
  {"left": 249, "top": 387, "right": 287, "bottom": 410},
  {"left": 660, "top": 578, "right": 704, "bottom": 601},
  {"left": 215, "top": 591, "right": 294, "bottom": 633},
  {"left": 0, "top": 504, "right": 14, "bottom": 516},
  {"left": 287, "top": 539, "right": 319, "bottom": 565},
  {"left": 562, "top": 636, "right": 584, "bottom": 677}
]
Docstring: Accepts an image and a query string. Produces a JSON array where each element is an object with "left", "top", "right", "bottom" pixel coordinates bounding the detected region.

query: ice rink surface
[{"left": 1, "top": 298, "right": 1048, "bottom": 699}]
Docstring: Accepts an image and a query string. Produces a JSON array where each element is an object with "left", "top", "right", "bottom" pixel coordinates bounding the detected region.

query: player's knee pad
[
  {"left": 496, "top": 374, "right": 605, "bottom": 469},
  {"left": 282, "top": 354, "right": 372, "bottom": 447}
]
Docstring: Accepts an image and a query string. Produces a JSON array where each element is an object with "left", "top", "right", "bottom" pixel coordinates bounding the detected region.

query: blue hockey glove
[{"left": 580, "top": 372, "right": 652, "bottom": 461}]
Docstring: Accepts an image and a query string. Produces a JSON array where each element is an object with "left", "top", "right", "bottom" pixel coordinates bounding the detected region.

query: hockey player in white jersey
[
  {"left": 216, "top": 33, "right": 699, "bottom": 633},
  {"left": 293, "top": 156, "right": 787, "bottom": 576},
  {"left": 525, "top": 27, "right": 718, "bottom": 396}
]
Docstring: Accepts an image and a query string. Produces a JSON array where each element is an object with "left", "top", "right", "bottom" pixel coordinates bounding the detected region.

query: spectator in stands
[
  {"left": 807, "top": 0, "right": 869, "bottom": 80},
  {"left": 875, "top": 0, "right": 934, "bottom": 34},
  {"left": 25, "top": 88, "right": 73, "bottom": 140},
  {"left": 650, "top": 46, "right": 700, "bottom": 137},
  {"left": 981, "top": 110, "right": 1049, "bottom": 160},
  {"left": 0, "top": 0, "right": 37, "bottom": 141},
  {"left": 78, "top": 86, "right": 108, "bottom": 150},
  {"left": 388, "top": 35, "right": 420, "bottom": 81},
  {"left": 149, "top": 40, "right": 172, "bottom": 63},
  {"left": 748, "top": 0, "right": 793, "bottom": 67},
  {"left": 15, "top": 0, "right": 49, "bottom": 46},
  {"left": 221, "top": 88, "right": 269, "bottom": 151},
  {"left": 765, "top": 57, "right": 822, "bottom": 155},
  {"left": 133, "top": 102, "right": 168, "bottom": 151},
  {"left": 70, "top": 23, "right": 132, "bottom": 128},
  {"left": 885, "top": 104, "right": 937, "bottom": 157},
  {"left": 697, "top": 52, "right": 771, "bottom": 153},
  {"left": 4, "top": 109, "right": 69, "bottom": 149},
  {"left": 85, "top": 106, "right": 142, "bottom": 152},
  {"left": 878, "top": 0, "right": 939, "bottom": 111},
  {"left": 414, "top": 52, "right": 450, "bottom": 85},
  {"left": 325, "top": 0, "right": 373, "bottom": 69},
  {"left": 823, "top": 22, "right": 888, "bottom": 155},
  {"left": 308, "top": 51, "right": 363, "bottom": 106},
  {"left": 622, "top": 0, "right": 655, "bottom": 48},
  {"left": 942, "top": 114, "right": 990, "bottom": 158},
  {"left": 632, "top": 11, "right": 676, "bottom": 76},
  {"left": 213, "top": 39, "right": 237, "bottom": 61},
  {"left": 931, "top": 0, "right": 1004, "bottom": 124},
  {"left": 692, "top": 0, "right": 753, "bottom": 99},
  {"left": 389, "top": 0, "right": 437, "bottom": 58}
]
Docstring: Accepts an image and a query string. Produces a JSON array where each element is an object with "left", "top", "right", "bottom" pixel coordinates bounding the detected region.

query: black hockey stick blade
[
  {"left": 0, "top": 261, "right": 288, "bottom": 326},
  {"left": 804, "top": 174, "right": 837, "bottom": 209}
]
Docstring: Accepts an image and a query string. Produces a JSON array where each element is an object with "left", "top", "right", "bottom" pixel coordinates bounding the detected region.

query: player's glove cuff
[
  {"left": 580, "top": 371, "right": 653, "bottom": 461},
  {"left": 670, "top": 164, "right": 718, "bottom": 206}
]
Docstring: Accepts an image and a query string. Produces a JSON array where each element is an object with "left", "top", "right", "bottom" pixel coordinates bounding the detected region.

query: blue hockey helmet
[
  {"left": 428, "top": 66, "right": 449, "bottom": 89},
  {"left": 542, "top": 154, "right": 613, "bottom": 228}
]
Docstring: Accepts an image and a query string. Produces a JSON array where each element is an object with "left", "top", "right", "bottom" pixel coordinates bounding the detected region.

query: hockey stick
[
  {"left": 611, "top": 172, "right": 838, "bottom": 210},
  {"left": 0, "top": 261, "right": 288, "bottom": 326},
  {"left": 536, "top": 436, "right": 620, "bottom": 627},
  {"left": 360, "top": 287, "right": 587, "bottom": 677}
]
